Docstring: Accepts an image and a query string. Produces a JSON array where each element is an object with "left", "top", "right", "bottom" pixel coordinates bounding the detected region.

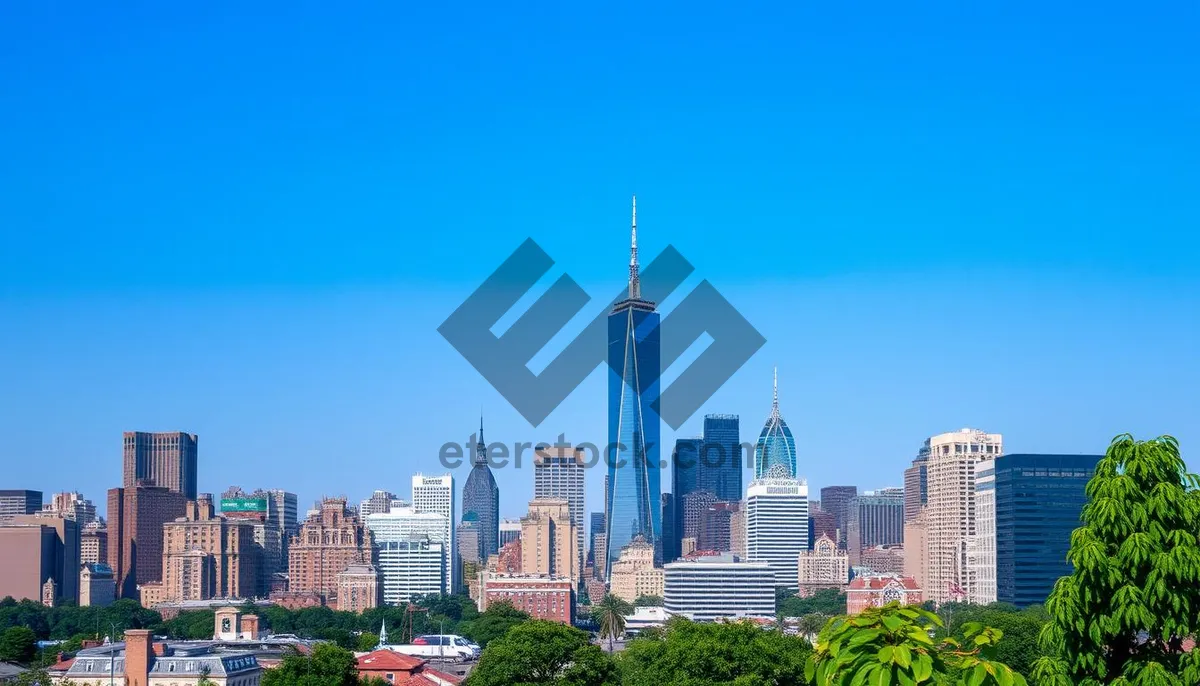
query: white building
[
  {"left": 745, "top": 470, "right": 810, "bottom": 587},
  {"left": 663, "top": 554, "right": 775, "bottom": 622},
  {"left": 533, "top": 446, "right": 586, "bottom": 581},
  {"left": 376, "top": 538, "right": 446, "bottom": 604},
  {"left": 969, "top": 458, "right": 998, "bottom": 604},
  {"left": 498, "top": 519, "right": 522, "bottom": 547},
  {"left": 366, "top": 508, "right": 451, "bottom": 594},
  {"left": 924, "top": 428, "right": 1003, "bottom": 604},
  {"left": 412, "top": 474, "right": 455, "bottom": 593}
]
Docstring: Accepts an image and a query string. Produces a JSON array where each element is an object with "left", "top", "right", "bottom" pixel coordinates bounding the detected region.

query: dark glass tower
[
  {"left": 461, "top": 417, "right": 500, "bottom": 559},
  {"left": 987, "top": 453, "right": 1100, "bottom": 607},
  {"left": 700, "top": 414, "right": 742, "bottom": 502},
  {"left": 606, "top": 197, "right": 662, "bottom": 574}
]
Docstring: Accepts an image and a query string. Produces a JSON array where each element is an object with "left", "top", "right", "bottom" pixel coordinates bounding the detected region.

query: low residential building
[
  {"left": 354, "top": 650, "right": 462, "bottom": 686},
  {"left": 55, "top": 629, "right": 263, "bottom": 686},
  {"left": 796, "top": 534, "right": 849, "bottom": 597},
  {"left": 845, "top": 575, "right": 923, "bottom": 615},
  {"left": 478, "top": 574, "right": 574, "bottom": 624},
  {"left": 79, "top": 563, "right": 116, "bottom": 608},
  {"left": 663, "top": 554, "right": 774, "bottom": 622}
]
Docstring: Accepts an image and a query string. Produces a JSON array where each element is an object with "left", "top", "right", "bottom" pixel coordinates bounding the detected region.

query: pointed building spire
[
  {"left": 475, "top": 413, "right": 487, "bottom": 465},
  {"left": 378, "top": 620, "right": 388, "bottom": 646},
  {"left": 628, "top": 195, "right": 640, "bottom": 300},
  {"left": 772, "top": 366, "right": 779, "bottom": 412}
]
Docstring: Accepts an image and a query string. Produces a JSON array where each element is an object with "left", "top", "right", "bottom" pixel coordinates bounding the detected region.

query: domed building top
[{"left": 753, "top": 368, "right": 797, "bottom": 479}]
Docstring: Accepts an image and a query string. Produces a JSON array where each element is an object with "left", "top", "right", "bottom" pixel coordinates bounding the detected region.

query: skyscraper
[
  {"left": 606, "top": 197, "right": 661, "bottom": 574},
  {"left": 0, "top": 490, "right": 43, "bottom": 520},
  {"left": 122, "top": 432, "right": 198, "bottom": 499},
  {"left": 846, "top": 488, "right": 905, "bottom": 562},
  {"left": 107, "top": 485, "right": 188, "bottom": 599},
  {"left": 359, "top": 490, "right": 401, "bottom": 517},
  {"left": 753, "top": 369, "right": 797, "bottom": 479},
  {"left": 42, "top": 492, "right": 98, "bottom": 524},
  {"left": 700, "top": 415, "right": 742, "bottom": 501},
  {"left": 534, "top": 446, "right": 585, "bottom": 581},
  {"left": 520, "top": 498, "right": 578, "bottom": 580},
  {"left": 412, "top": 474, "right": 455, "bottom": 592},
  {"left": 903, "top": 440, "right": 931, "bottom": 522},
  {"left": 819, "top": 486, "right": 858, "bottom": 548},
  {"left": 462, "top": 418, "right": 500, "bottom": 561},
  {"left": 975, "top": 453, "right": 1100, "bottom": 607},
  {"left": 745, "top": 469, "right": 810, "bottom": 587},
  {"left": 924, "top": 428, "right": 1003, "bottom": 604}
]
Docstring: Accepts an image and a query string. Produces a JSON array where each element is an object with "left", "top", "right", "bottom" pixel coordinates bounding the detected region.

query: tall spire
[
  {"left": 772, "top": 366, "right": 779, "bottom": 412},
  {"left": 628, "top": 195, "right": 640, "bottom": 300},
  {"left": 475, "top": 413, "right": 486, "bottom": 465}
]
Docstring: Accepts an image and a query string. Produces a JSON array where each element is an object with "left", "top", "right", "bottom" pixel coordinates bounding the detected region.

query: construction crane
[{"left": 400, "top": 603, "right": 429, "bottom": 645}]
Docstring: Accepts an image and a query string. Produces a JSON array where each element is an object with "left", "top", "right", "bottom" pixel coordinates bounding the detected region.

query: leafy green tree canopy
[
  {"left": 779, "top": 588, "right": 847, "bottom": 618},
  {"left": 633, "top": 595, "right": 662, "bottom": 607},
  {"left": 0, "top": 626, "right": 38, "bottom": 664},
  {"left": 466, "top": 620, "right": 616, "bottom": 686},
  {"left": 591, "top": 595, "right": 633, "bottom": 651},
  {"left": 1034, "top": 434, "right": 1200, "bottom": 686},
  {"left": 261, "top": 643, "right": 361, "bottom": 686},
  {"left": 807, "top": 603, "right": 1028, "bottom": 686},
  {"left": 457, "top": 601, "right": 530, "bottom": 647}
]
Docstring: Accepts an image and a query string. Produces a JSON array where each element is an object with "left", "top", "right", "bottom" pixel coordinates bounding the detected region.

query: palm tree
[
  {"left": 591, "top": 594, "right": 633, "bottom": 651},
  {"left": 798, "top": 613, "right": 826, "bottom": 642}
]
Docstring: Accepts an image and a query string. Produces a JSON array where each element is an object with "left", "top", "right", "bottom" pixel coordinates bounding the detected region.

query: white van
[{"left": 392, "top": 634, "right": 480, "bottom": 661}]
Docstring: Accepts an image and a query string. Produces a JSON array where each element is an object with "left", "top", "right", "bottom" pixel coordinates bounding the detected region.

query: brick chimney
[
  {"left": 240, "top": 615, "right": 260, "bottom": 639},
  {"left": 123, "top": 629, "right": 153, "bottom": 686}
]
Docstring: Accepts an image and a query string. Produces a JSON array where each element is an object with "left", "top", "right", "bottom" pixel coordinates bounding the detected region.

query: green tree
[
  {"left": 591, "top": 595, "right": 633, "bottom": 651},
  {"left": 620, "top": 617, "right": 812, "bottom": 686},
  {"left": 779, "top": 588, "right": 846, "bottom": 618},
  {"left": 944, "top": 604, "right": 1047, "bottom": 678},
  {"left": 357, "top": 631, "right": 380, "bottom": 652},
  {"left": 458, "top": 601, "right": 530, "bottom": 648},
  {"left": 798, "top": 613, "right": 827, "bottom": 642},
  {"left": 262, "top": 643, "right": 361, "bottom": 686},
  {"left": 466, "top": 621, "right": 616, "bottom": 686},
  {"left": 807, "top": 603, "right": 1028, "bottom": 686},
  {"left": 0, "top": 626, "right": 38, "bottom": 664},
  {"left": 1034, "top": 434, "right": 1200, "bottom": 686},
  {"left": 633, "top": 595, "right": 662, "bottom": 607}
]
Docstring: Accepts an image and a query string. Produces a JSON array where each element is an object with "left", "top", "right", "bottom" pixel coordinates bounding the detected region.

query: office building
[
  {"left": 846, "top": 488, "right": 904, "bottom": 563},
  {"left": 107, "top": 485, "right": 188, "bottom": 599},
  {"left": 591, "top": 533, "right": 607, "bottom": 581},
  {"left": 457, "top": 520, "right": 482, "bottom": 565},
  {"left": 976, "top": 453, "right": 1100, "bottom": 607},
  {"left": 79, "top": 562, "right": 116, "bottom": 607},
  {"left": 479, "top": 574, "right": 575, "bottom": 624},
  {"left": 588, "top": 512, "right": 605, "bottom": 564},
  {"left": 359, "top": 490, "right": 401, "bottom": 517},
  {"left": 661, "top": 493, "right": 677, "bottom": 563},
  {"left": 700, "top": 415, "right": 743, "bottom": 501},
  {"left": 534, "top": 446, "right": 585, "bottom": 580},
  {"left": 0, "top": 515, "right": 80, "bottom": 604},
  {"left": 904, "top": 440, "right": 931, "bottom": 522},
  {"left": 810, "top": 505, "right": 837, "bottom": 545},
  {"left": 499, "top": 519, "right": 521, "bottom": 548},
  {"left": 267, "top": 489, "right": 299, "bottom": 539},
  {"left": 924, "top": 428, "right": 1003, "bottom": 604},
  {"left": 846, "top": 575, "right": 922, "bottom": 614},
  {"left": 699, "top": 501, "right": 738, "bottom": 552},
  {"left": 860, "top": 546, "right": 905, "bottom": 576},
  {"left": 412, "top": 474, "right": 455, "bottom": 592},
  {"left": 377, "top": 537, "right": 445, "bottom": 605},
  {"left": 797, "top": 534, "right": 849, "bottom": 597},
  {"left": 42, "top": 492, "right": 98, "bottom": 524},
  {"left": 663, "top": 553, "right": 776, "bottom": 622},
  {"left": 80, "top": 521, "right": 107, "bottom": 565},
  {"left": 0, "top": 490, "right": 42, "bottom": 519},
  {"left": 606, "top": 197, "right": 662, "bottom": 574},
  {"left": 902, "top": 513, "right": 929, "bottom": 592},
  {"left": 520, "top": 498, "right": 578, "bottom": 580},
  {"left": 729, "top": 507, "right": 747, "bottom": 558},
  {"left": 753, "top": 370, "right": 797, "bottom": 479},
  {"left": 336, "top": 562, "right": 380, "bottom": 613},
  {"left": 681, "top": 490, "right": 717, "bottom": 544},
  {"left": 122, "top": 431, "right": 199, "bottom": 499},
  {"left": 746, "top": 472, "right": 809, "bottom": 587},
  {"left": 158, "top": 495, "right": 260, "bottom": 604},
  {"left": 608, "top": 535, "right": 663, "bottom": 603},
  {"left": 818, "top": 486, "right": 857, "bottom": 548},
  {"left": 462, "top": 418, "right": 500, "bottom": 560},
  {"left": 287, "top": 498, "right": 374, "bottom": 606}
]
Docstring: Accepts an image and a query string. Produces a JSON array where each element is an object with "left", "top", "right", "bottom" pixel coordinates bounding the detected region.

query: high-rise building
[
  {"left": 287, "top": 498, "right": 373, "bottom": 606},
  {"left": 797, "top": 534, "right": 849, "bottom": 597},
  {"left": 267, "top": 489, "right": 299, "bottom": 539},
  {"left": 336, "top": 563, "right": 381, "bottom": 613},
  {"left": 661, "top": 494, "right": 677, "bottom": 562},
  {"left": 412, "top": 474, "right": 455, "bottom": 592},
  {"left": 924, "top": 428, "right": 1003, "bottom": 604},
  {"left": 0, "top": 490, "right": 43, "bottom": 519},
  {"left": 376, "top": 537, "right": 445, "bottom": 605},
  {"left": 122, "top": 431, "right": 198, "bottom": 499},
  {"left": 681, "top": 490, "right": 718, "bottom": 545},
  {"left": 520, "top": 498, "right": 578, "bottom": 580},
  {"left": 157, "top": 495, "right": 259, "bottom": 604},
  {"left": 462, "top": 419, "right": 500, "bottom": 561},
  {"left": 699, "top": 501, "right": 739, "bottom": 553},
  {"left": 359, "top": 490, "right": 401, "bottom": 517},
  {"left": 670, "top": 416, "right": 744, "bottom": 561},
  {"left": 79, "top": 563, "right": 116, "bottom": 608},
  {"left": 588, "top": 512, "right": 606, "bottom": 564},
  {"left": 846, "top": 488, "right": 905, "bottom": 563},
  {"left": 819, "top": 486, "right": 857, "bottom": 548},
  {"left": 903, "top": 440, "right": 931, "bottom": 522},
  {"left": 809, "top": 505, "right": 837, "bottom": 545},
  {"left": 534, "top": 446, "right": 585, "bottom": 580},
  {"left": 107, "top": 485, "right": 188, "bottom": 599},
  {"left": 700, "top": 415, "right": 743, "bottom": 501},
  {"left": 974, "top": 453, "right": 1100, "bottom": 607},
  {"left": 0, "top": 515, "right": 79, "bottom": 604},
  {"left": 608, "top": 535, "right": 664, "bottom": 603},
  {"left": 729, "top": 507, "right": 747, "bottom": 558},
  {"left": 498, "top": 519, "right": 521, "bottom": 548},
  {"left": 902, "top": 513, "right": 929, "bottom": 592},
  {"left": 746, "top": 471, "right": 809, "bottom": 587},
  {"left": 663, "top": 553, "right": 775, "bottom": 622},
  {"left": 42, "top": 492, "right": 98, "bottom": 524},
  {"left": 753, "top": 370, "right": 797, "bottom": 479},
  {"left": 457, "top": 520, "right": 482, "bottom": 565},
  {"left": 859, "top": 546, "right": 906, "bottom": 576},
  {"left": 80, "top": 521, "right": 107, "bottom": 565},
  {"left": 606, "top": 197, "right": 661, "bottom": 574}
]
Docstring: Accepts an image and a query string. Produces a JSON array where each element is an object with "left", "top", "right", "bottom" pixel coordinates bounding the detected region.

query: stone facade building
[
  {"left": 796, "top": 534, "right": 849, "bottom": 597},
  {"left": 157, "top": 495, "right": 259, "bottom": 605},
  {"left": 519, "top": 498, "right": 577, "bottom": 581},
  {"left": 287, "top": 498, "right": 373, "bottom": 607},
  {"left": 336, "top": 562, "right": 380, "bottom": 613},
  {"left": 608, "top": 535, "right": 663, "bottom": 603}
]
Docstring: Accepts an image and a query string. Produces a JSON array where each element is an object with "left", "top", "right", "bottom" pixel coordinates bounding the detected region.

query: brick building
[
  {"left": 80, "top": 522, "right": 107, "bottom": 565},
  {"left": 845, "top": 575, "right": 922, "bottom": 615},
  {"left": 287, "top": 498, "right": 373, "bottom": 607},
  {"left": 107, "top": 484, "right": 188, "bottom": 599},
  {"left": 519, "top": 499, "right": 577, "bottom": 580},
  {"left": 479, "top": 574, "right": 574, "bottom": 624},
  {"left": 158, "top": 495, "right": 260, "bottom": 605},
  {"left": 123, "top": 431, "right": 199, "bottom": 499}
]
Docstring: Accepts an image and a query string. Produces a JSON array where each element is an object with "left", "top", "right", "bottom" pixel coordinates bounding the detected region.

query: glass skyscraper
[
  {"left": 754, "top": 369, "right": 797, "bottom": 479},
  {"left": 461, "top": 418, "right": 500, "bottom": 560},
  {"left": 700, "top": 414, "right": 742, "bottom": 502},
  {"left": 606, "top": 197, "right": 662, "bottom": 574}
]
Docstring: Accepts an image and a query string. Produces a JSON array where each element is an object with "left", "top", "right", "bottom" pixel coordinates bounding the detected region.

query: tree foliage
[
  {"left": 1034, "top": 434, "right": 1200, "bottom": 686},
  {"left": 261, "top": 643, "right": 361, "bottom": 686},
  {"left": 457, "top": 601, "right": 530, "bottom": 647},
  {"left": 0, "top": 598, "right": 159, "bottom": 642},
  {"left": 466, "top": 620, "right": 617, "bottom": 686},
  {"left": 620, "top": 617, "right": 813, "bottom": 686},
  {"left": 591, "top": 595, "right": 633, "bottom": 650},
  {"left": 779, "top": 588, "right": 847, "bottom": 618},
  {"left": 0, "top": 626, "right": 38, "bottom": 664},
  {"left": 633, "top": 595, "right": 662, "bottom": 607},
  {"left": 941, "top": 603, "right": 1048, "bottom": 678},
  {"left": 807, "top": 603, "right": 1028, "bottom": 686}
]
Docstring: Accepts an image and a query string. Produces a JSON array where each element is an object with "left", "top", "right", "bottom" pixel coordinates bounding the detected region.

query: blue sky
[{"left": 1, "top": 2, "right": 1197, "bottom": 520}]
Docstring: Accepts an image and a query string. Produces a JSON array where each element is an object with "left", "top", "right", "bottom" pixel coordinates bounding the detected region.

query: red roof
[
  {"left": 48, "top": 657, "right": 75, "bottom": 673},
  {"left": 356, "top": 649, "right": 425, "bottom": 671},
  {"left": 421, "top": 666, "right": 464, "bottom": 684},
  {"left": 847, "top": 575, "right": 920, "bottom": 591}
]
